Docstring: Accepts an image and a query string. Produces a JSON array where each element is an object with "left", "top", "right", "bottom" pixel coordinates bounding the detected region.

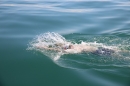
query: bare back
[{"left": 64, "top": 44, "right": 97, "bottom": 54}]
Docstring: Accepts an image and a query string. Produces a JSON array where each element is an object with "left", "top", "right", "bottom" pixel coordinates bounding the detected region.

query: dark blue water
[{"left": 0, "top": 0, "right": 130, "bottom": 86}]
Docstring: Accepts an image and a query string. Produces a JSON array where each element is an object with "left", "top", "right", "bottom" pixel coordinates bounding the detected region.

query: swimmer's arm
[
  {"left": 37, "top": 46, "right": 60, "bottom": 52},
  {"left": 46, "top": 48, "right": 60, "bottom": 52}
]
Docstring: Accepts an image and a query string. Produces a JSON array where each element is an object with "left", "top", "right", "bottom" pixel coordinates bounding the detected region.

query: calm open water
[{"left": 0, "top": 0, "right": 130, "bottom": 86}]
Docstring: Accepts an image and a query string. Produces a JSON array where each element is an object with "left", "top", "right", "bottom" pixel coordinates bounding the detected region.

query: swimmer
[{"left": 36, "top": 43, "right": 115, "bottom": 56}]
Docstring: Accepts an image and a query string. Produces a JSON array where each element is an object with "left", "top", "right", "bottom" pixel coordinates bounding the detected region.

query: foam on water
[
  {"left": 27, "top": 32, "right": 130, "bottom": 69},
  {"left": 27, "top": 32, "right": 69, "bottom": 60}
]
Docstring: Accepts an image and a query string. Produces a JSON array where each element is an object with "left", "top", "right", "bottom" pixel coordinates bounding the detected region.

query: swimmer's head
[
  {"left": 69, "top": 45, "right": 74, "bottom": 49},
  {"left": 54, "top": 43, "right": 73, "bottom": 50},
  {"left": 62, "top": 44, "right": 74, "bottom": 50}
]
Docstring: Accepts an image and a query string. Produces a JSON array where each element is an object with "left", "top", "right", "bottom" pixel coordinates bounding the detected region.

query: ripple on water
[{"left": 27, "top": 32, "right": 130, "bottom": 69}]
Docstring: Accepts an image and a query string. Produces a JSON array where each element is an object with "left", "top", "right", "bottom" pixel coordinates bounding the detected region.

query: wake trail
[{"left": 27, "top": 32, "right": 130, "bottom": 69}]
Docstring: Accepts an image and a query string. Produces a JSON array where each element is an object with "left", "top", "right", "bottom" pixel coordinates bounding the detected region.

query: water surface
[{"left": 0, "top": 0, "right": 130, "bottom": 86}]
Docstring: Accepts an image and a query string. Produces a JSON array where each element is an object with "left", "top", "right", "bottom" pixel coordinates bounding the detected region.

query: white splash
[{"left": 27, "top": 32, "right": 69, "bottom": 60}]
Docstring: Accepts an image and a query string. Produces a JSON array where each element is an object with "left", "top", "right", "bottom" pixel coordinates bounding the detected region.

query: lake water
[{"left": 0, "top": 0, "right": 130, "bottom": 86}]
